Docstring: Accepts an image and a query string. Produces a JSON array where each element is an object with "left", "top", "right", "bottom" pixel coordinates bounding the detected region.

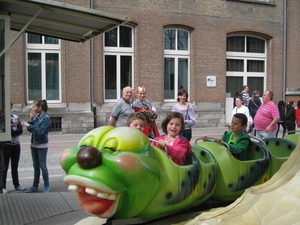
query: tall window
[
  {"left": 226, "top": 35, "right": 266, "bottom": 97},
  {"left": 26, "top": 33, "right": 61, "bottom": 102},
  {"left": 104, "top": 26, "right": 133, "bottom": 100},
  {"left": 164, "top": 29, "right": 189, "bottom": 100}
]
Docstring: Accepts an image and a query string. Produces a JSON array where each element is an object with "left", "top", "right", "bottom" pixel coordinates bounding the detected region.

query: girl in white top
[{"left": 232, "top": 97, "right": 251, "bottom": 133}]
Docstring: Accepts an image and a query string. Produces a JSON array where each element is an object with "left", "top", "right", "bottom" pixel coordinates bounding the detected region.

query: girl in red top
[
  {"left": 296, "top": 100, "right": 300, "bottom": 128},
  {"left": 152, "top": 112, "right": 191, "bottom": 166}
]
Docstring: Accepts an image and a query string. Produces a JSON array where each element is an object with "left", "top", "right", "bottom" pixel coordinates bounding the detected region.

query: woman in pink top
[{"left": 152, "top": 112, "right": 192, "bottom": 166}]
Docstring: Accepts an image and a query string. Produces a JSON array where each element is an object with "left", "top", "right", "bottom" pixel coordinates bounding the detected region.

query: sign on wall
[{"left": 206, "top": 76, "right": 216, "bottom": 87}]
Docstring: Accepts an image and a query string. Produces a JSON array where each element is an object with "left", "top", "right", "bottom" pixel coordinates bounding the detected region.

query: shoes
[
  {"left": 2, "top": 188, "right": 8, "bottom": 194},
  {"left": 15, "top": 185, "right": 26, "bottom": 191},
  {"left": 43, "top": 187, "right": 50, "bottom": 193},
  {"left": 25, "top": 186, "right": 39, "bottom": 193}
]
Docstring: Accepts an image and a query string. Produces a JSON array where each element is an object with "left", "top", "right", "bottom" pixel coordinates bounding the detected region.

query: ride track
[{"left": 59, "top": 126, "right": 298, "bottom": 224}]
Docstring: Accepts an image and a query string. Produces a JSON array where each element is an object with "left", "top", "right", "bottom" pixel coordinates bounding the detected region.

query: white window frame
[
  {"left": 26, "top": 34, "right": 61, "bottom": 103},
  {"left": 226, "top": 35, "right": 267, "bottom": 89},
  {"left": 225, "top": 35, "right": 266, "bottom": 124},
  {"left": 164, "top": 29, "right": 190, "bottom": 102},
  {"left": 103, "top": 25, "right": 134, "bottom": 102}
]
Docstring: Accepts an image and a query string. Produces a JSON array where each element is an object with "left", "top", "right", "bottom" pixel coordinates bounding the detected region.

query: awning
[{"left": 0, "top": 0, "right": 130, "bottom": 42}]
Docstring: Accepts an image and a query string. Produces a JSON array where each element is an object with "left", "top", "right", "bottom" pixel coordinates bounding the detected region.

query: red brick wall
[
  {"left": 10, "top": 0, "right": 288, "bottom": 104},
  {"left": 91, "top": 0, "right": 285, "bottom": 102}
]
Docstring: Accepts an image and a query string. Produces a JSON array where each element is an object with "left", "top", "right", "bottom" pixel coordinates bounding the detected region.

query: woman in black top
[
  {"left": 248, "top": 90, "right": 261, "bottom": 135},
  {"left": 285, "top": 101, "right": 296, "bottom": 135},
  {"left": 276, "top": 100, "right": 286, "bottom": 138}
]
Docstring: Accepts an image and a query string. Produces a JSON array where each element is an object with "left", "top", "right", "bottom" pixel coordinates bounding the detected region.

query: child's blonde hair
[{"left": 127, "top": 111, "right": 146, "bottom": 126}]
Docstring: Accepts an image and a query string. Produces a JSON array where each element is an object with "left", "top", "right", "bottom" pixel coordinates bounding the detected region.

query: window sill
[{"left": 226, "top": 0, "right": 275, "bottom": 6}]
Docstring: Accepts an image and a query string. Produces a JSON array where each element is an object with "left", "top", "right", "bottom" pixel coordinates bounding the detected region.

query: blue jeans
[
  {"left": 31, "top": 147, "right": 49, "bottom": 187},
  {"left": 183, "top": 129, "right": 192, "bottom": 142}
]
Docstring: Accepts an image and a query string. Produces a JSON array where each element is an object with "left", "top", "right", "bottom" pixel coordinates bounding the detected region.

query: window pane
[
  {"left": 178, "top": 58, "right": 188, "bottom": 90},
  {"left": 247, "top": 37, "right": 265, "bottom": 53},
  {"left": 226, "top": 76, "right": 243, "bottom": 98},
  {"left": 120, "top": 56, "right": 132, "bottom": 89},
  {"left": 105, "top": 55, "right": 117, "bottom": 99},
  {"left": 177, "top": 30, "right": 188, "bottom": 50},
  {"left": 28, "top": 33, "right": 42, "bottom": 44},
  {"left": 46, "top": 53, "right": 59, "bottom": 100},
  {"left": 227, "top": 36, "right": 245, "bottom": 52},
  {"left": 164, "top": 58, "right": 175, "bottom": 99},
  {"left": 45, "top": 36, "right": 59, "bottom": 44},
  {"left": 105, "top": 28, "right": 117, "bottom": 47},
  {"left": 164, "top": 29, "right": 176, "bottom": 50},
  {"left": 247, "top": 60, "right": 264, "bottom": 72},
  {"left": 226, "top": 59, "right": 244, "bottom": 71},
  {"left": 247, "top": 77, "right": 264, "bottom": 95},
  {"left": 120, "top": 26, "right": 132, "bottom": 47},
  {"left": 28, "top": 53, "right": 42, "bottom": 100}
]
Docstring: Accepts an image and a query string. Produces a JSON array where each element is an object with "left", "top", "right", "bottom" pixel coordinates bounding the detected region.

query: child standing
[
  {"left": 22, "top": 99, "right": 51, "bottom": 193},
  {"left": 202, "top": 113, "right": 250, "bottom": 160},
  {"left": 2, "top": 104, "right": 26, "bottom": 194},
  {"left": 152, "top": 112, "right": 191, "bottom": 166},
  {"left": 127, "top": 112, "right": 146, "bottom": 132}
]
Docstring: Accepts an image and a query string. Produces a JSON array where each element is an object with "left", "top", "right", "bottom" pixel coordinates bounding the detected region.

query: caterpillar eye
[{"left": 77, "top": 146, "right": 102, "bottom": 169}]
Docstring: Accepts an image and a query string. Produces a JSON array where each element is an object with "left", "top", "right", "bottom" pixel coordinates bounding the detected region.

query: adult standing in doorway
[
  {"left": 109, "top": 86, "right": 135, "bottom": 127},
  {"left": 132, "top": 86, "right": 159, "bottom": 138},
  {"left": 241, "top": 85, "right": 250, "bottom": 107},
  {"left": 254, "top": 91, "right": 280, "bottom": 139},
  {"left": 172, "top": 89, "right": 196, "bottom": 142}
]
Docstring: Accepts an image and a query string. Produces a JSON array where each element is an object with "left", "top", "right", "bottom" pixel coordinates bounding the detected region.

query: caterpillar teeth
[
  {"left": 68, "top": 185, "right": 116, "bottom": 200},
  {"left": 68, "top": 185, "right": 80, "bottom": 192}
]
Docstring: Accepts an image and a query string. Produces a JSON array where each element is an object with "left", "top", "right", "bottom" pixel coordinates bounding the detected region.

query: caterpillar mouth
[{"left": 64, "top": 176, "right": 120, "bottom": 218}]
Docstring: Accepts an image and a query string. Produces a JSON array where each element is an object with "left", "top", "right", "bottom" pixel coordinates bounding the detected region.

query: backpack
[{"left": 279, "top": 108, "right": 286, "bottom": 123}]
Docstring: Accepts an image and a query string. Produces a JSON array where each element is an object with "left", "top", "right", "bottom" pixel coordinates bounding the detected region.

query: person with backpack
[
  {"left": 285, "top": 101, "right": 296, "bottom": 135},
  {"left": 248, "top": 90, "right": 261, "bottom": 135},
  {"left": 276, "top": 100, "right": 286, "bottom": 138}
]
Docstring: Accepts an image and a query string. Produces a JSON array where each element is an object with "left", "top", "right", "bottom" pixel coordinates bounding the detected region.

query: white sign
[{"left": 206, "top": 76, "right": 216, "bottom": 87}]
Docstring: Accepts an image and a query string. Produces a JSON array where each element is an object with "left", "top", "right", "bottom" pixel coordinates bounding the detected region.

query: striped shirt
[
  {"left": 254, "top": 101, "right": 279, "bottom": 131},
  {"left": 241, "top": 91, "right": 250, "bottom": 107}
]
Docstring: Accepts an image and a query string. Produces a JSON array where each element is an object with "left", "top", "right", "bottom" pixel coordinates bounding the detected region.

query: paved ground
[{"left": 0, "top": 126, "right": 295, "bottom": 225}]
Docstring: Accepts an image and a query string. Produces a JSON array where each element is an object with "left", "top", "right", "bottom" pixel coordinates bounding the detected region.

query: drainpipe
[
  {"left": 282, "top": 0, "right": 287, "bottom": 101},
  {"left": 90, "top": 0, "right": 97, "bottom": 128}
]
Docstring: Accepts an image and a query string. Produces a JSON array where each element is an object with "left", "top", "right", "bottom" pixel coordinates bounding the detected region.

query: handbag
[
  {"left": 185, "top": 105, "right": 190, "bottom": 120},
  {"left": 250, "top": 99, "right": 259, "bottom": 108},
  {"left": 184, "top": 105, "right": 192, "bottom": 141}
]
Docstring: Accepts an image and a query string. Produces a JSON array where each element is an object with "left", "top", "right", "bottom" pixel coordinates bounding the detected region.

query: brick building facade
[{"left": 9, "top": 0, "right": 300, "bottom": 133}]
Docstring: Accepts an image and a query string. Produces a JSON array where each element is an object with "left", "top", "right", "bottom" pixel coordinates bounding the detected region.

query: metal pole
[{"left": 283, "top": 0, "right": 287, "bottom": 101}]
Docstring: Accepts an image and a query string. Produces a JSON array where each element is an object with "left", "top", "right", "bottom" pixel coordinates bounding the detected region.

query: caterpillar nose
[{"left": 76, "top": 146, "right": 102, "bottom": 169}]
